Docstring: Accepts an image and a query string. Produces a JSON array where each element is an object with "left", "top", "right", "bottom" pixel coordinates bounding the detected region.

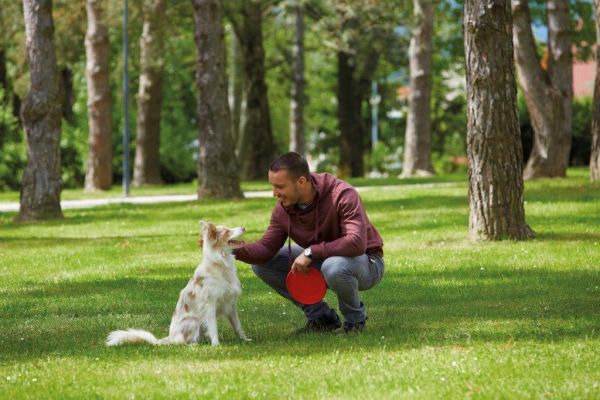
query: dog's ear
[
  {"left": 199, "top": 220, "right": 209, "bottom": 231},
  {"left": 206, "top": 223, "right": 217, "bottom": 242}
]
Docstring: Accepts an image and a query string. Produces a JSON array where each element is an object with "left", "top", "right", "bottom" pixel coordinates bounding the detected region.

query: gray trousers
[{"left": 251, "top": 244, "right": 384, "bottom": 324}]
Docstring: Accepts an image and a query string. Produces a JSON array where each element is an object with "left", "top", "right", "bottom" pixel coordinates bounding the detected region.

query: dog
[{"left": 106, "top": 221, "right": 251, "bottom": 347}]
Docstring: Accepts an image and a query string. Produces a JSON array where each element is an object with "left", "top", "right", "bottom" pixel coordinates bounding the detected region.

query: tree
[
  {"left": 402, "top": 0, "right": 435, "bottom": 177},
  {"left": 192, "top": 0, "right": 243, "bottom": 199},
  {"left": 335, "top": 3, "right": 388, "bottom": 177},
  {"left": 227, "top": 0, "right": 277, "bottom": 180},
  {"left": 133, "top": 0, "right": 166, "bottom": 186},
  {"left": 84, "top": 0, "right": 112, "bottom": 191},
  {"left": 17, "top": 0, "right": 63, "bottom": 221},
  {"left": 512, "top": 0, "right": 573, "bottom": 179},
  {"left": 227, "top": 25, "right": 244, "bottom": 147},
  {"left": 464, "top": 0, "right": 534, "bottom": 240},
  {"left": 289, "top": 0, "right": 305, "bottom": 155},
  {"left": 592, "top": 0, "right": 600, "bottom": 182}
]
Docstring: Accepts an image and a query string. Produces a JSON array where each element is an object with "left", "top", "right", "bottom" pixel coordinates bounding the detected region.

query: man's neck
[{"left": 298, "top": 183, "right": 316, "bottom": 206}]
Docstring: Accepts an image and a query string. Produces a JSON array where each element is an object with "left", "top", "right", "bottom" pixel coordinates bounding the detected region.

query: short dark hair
[{"left": 269, "top": 152, "right": 311, "bottom": 181}]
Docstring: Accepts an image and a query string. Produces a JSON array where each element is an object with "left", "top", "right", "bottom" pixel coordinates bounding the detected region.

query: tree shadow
[{"left": 2, "top": 266, "right": 598, "bottom": 362}]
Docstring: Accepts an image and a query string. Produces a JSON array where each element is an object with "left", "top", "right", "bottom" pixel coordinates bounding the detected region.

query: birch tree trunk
[
  {"left": 17, "top": 0, "right": 63, "bottom": 221},
  {"left": 192, "top": 0, "right": 243, "bottom": 199},
  {"left": 590, "top": 0, "right": 600, "bottom": 182},
  {"left": 236, "top": 0, "right": 276, "bottom": 180},
  {"left": 289, "top": 0, "right": 305, "bottom": 155},
  {"left": 402, "top": 0, "right": 435, "bottom": 178},
  {"left": 512, "top": 0, "right": 572, "bottom": 180},
  {"left": 464, "top": 0, "right": 534, "bottom": 240},
  {"left": 133, "top": 0, "right": 165, "bottom": 186},
  {"left": 84, "top": 0, "right": 112, "bottom": 191}
]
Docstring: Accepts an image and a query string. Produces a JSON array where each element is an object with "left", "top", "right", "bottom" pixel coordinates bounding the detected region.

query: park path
[{"left": 0, "top": 182, "right": 459, "bottom": 213}]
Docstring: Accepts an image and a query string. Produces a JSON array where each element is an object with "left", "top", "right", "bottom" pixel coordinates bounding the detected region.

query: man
[{"left": 233, "top": 152, "right": 384, "bottom": 333}]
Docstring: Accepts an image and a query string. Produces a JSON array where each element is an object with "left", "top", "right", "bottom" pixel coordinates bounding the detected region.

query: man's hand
[{"left": 291, "top": 253, "right": 312, "bottom": 274}]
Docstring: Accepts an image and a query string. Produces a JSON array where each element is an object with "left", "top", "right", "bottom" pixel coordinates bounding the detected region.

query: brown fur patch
[
  {"left": 207, "top": 224, "right": 218, "bottom": 242},
  {"left": 188, "top": 290, "right": 196, "bottom": 299},
  {"left": 184, "top": 303, "right": 189, "bottom": 312},
  {"left": 195, "top": 276, "right": 204, "bottom": 285}
]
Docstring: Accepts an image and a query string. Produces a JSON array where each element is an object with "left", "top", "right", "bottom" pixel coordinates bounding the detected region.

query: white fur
[{"left": 106, "top": 221, "right": 250, "bottom": 347}]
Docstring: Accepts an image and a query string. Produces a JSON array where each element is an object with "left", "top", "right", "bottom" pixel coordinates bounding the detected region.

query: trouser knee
[{"left": 320, "top": 257, "right": 348, "bottom": 286}]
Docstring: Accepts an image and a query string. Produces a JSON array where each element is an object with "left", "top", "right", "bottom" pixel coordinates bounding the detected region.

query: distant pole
[
  {"left": 370, "top": 80, "right": 381, "bottom": 149},
  {"left": 122, "top": 0, "right": 130, "bottom": 196}
]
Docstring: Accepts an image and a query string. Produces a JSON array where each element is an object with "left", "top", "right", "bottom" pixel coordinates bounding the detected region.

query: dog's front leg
[
  {"left": 205, "top": 306, "right": 220, "bottom": 346},
  {"left": 227, "top": 304, "right": 251, "bottom": 342}
]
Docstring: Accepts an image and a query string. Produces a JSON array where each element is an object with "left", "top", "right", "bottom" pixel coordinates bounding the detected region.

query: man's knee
[{"left": 321, "top": 257, "right": 350, "bottom": 283}]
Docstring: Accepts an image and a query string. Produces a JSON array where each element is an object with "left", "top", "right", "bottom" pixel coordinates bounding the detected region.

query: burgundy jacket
[{"left": 233, "top": 173, "right": 383, "bottom": 265}]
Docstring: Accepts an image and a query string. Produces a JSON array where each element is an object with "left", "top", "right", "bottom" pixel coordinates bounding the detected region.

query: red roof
[{"left": 573, "top": 60, "right": 596, "bottom": 98}]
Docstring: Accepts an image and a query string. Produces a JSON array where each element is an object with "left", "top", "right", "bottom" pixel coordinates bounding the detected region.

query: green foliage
[{"left": 0, "top": 170, "right": 599, "bottom": 398}]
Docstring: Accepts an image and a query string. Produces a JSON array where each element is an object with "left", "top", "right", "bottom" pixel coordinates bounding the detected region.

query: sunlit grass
[{"left": 0, "top": 168, "right": 599, "bottom": 398}]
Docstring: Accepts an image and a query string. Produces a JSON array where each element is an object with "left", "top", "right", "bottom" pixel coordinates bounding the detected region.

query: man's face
[{"left": 269, "top": 169, "right": 302, "bottom": 207}]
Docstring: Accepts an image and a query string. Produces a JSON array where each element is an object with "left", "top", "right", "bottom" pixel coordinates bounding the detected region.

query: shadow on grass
[{"left": 1, "top": 266, "right": 599, "bottom": 362}]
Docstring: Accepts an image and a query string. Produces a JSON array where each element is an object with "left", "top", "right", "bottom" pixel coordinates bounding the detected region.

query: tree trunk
[
  {"left": 236, "top": 1, "right": 276, "bottom": 180},
  {"left": 192, "top": 0, "right": 243, "bottom": 199},
  {"left": 0, "top": 47, "right": 7, "bottom": 146},
  {"left": 591, "top": 0, "right": 600, "bottom": 182},
  {"left": 228, "top": 25, "right": 244, "bottom": 148},
  {"left": 464, "top": 0, "right": 534, "bottom": 240},
  {"left": 61, "top": 67, "right": 75, "bottom": 124},
  {"left": 17, "top": 0, "right": 63, "bottom": 221},
  {"left": 289, "top": 0, "right": 305, "bottom": 155},
  {"left": 512, "top": 0, "right": 572, "bottom": 180},
  {"left": 84, "top": 0, "right": 112, "bottom": 191},
  {"left": 402, "top": 0, "right": 435, "bottom": 178},
  {"left": 337, "top": 50, "right": 364, "bottom": 178},
  {"left": 133, "top": 0, "right": 165, "bottom": 187}
]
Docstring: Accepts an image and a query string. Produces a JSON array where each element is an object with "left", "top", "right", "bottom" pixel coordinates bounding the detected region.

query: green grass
[{"left": 0, "top": 169, "right": 599, "bottom": 399}]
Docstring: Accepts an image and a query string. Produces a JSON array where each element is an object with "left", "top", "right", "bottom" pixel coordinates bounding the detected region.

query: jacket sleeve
[
  {"left": 233, "top": 206, "right": 288, "bottom": 265},
  {"left": 310, "top": 188, "right": 368, "bottom": 260}
]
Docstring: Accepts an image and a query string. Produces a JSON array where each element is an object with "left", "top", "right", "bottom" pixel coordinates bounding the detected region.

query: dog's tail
[{"left": 106, "top": 329, "right": 169, "bottom": 346}]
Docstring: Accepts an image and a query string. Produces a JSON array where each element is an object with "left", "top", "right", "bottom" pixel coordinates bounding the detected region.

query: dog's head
[{"left": 200, "top": 220, "right": 245, "bottom": 250}]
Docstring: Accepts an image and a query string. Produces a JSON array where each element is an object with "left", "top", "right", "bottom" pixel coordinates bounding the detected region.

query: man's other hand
[{"left": 291, "top": 253, "right": 312, "bottom": 274}]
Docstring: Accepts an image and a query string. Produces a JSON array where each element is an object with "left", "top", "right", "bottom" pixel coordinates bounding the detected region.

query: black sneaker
[
  {"left": 340, "top": 318, "right": 367, "bottom": 334},
  {"left": 295, "top": 309, "right": 342, "bottom": 334}
]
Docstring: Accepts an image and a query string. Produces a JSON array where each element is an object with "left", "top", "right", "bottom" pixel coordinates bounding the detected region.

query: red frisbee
[{"left": 286, "top": 267, "right": 327, "bottom": 305}]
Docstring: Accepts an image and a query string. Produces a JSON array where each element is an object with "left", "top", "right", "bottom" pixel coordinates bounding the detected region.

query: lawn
[{"left": 0, "top": 169, "right": 599, "bottom": 399}]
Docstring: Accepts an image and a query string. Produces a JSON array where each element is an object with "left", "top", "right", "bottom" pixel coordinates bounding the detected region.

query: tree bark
[
  {"left": 133, "top": 0, "right": 165, "bottom": 187},
  {"left": 289, "top": 0, "right": 305, "bottom": 155},
  {"left": 464, "top": 0, "right": 534, "bottom": 240},
  {"left": 236, "top": 0, "right": 276, "bottom": 180},
  {"left": 402, "top": 0, "right": 435, "bottom": 178},
  {"left": 0, "top": 47, "right": 7, "bottom": 146},
  {"left": 590, "top": 0, "right": 600, "bottom": 182},
  {"left": 228, "top": 25, "right": 244, "bottom": 148},
  {"left": 17, "top": 0, "right": 63, "bottom": 221},
  {"left": 337, "top": 50, "right": 365, "bottom": 178},
  {"left": 61, "top": 67, "right": 75, "bottom": 124},
  {"left": 192, "top": 0, "right": 243, "bottom": 199},
  {"left": 84, "top": 0, "right": 112, "bottom": 191},
  {"left": 512, "top": 0, "right": 572, "bottom": 180}
]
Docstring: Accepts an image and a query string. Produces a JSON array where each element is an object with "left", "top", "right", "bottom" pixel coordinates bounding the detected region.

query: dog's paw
[{"left": 241, "top": 337, "right": 252, "bottom": 342}]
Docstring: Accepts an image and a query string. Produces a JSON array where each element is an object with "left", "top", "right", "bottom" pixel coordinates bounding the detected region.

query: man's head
[{"left": 268, "top": 152, "right": 313, "bottom": 207}]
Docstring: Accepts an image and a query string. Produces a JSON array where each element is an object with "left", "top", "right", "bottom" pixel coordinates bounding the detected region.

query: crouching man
[{"left": 233, "top": 152, "right": 384, "bottom": 334}]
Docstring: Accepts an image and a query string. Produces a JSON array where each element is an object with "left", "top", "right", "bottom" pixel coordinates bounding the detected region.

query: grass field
[{"left": 1, "top": 169, "right": 599, "bottom": 399}]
